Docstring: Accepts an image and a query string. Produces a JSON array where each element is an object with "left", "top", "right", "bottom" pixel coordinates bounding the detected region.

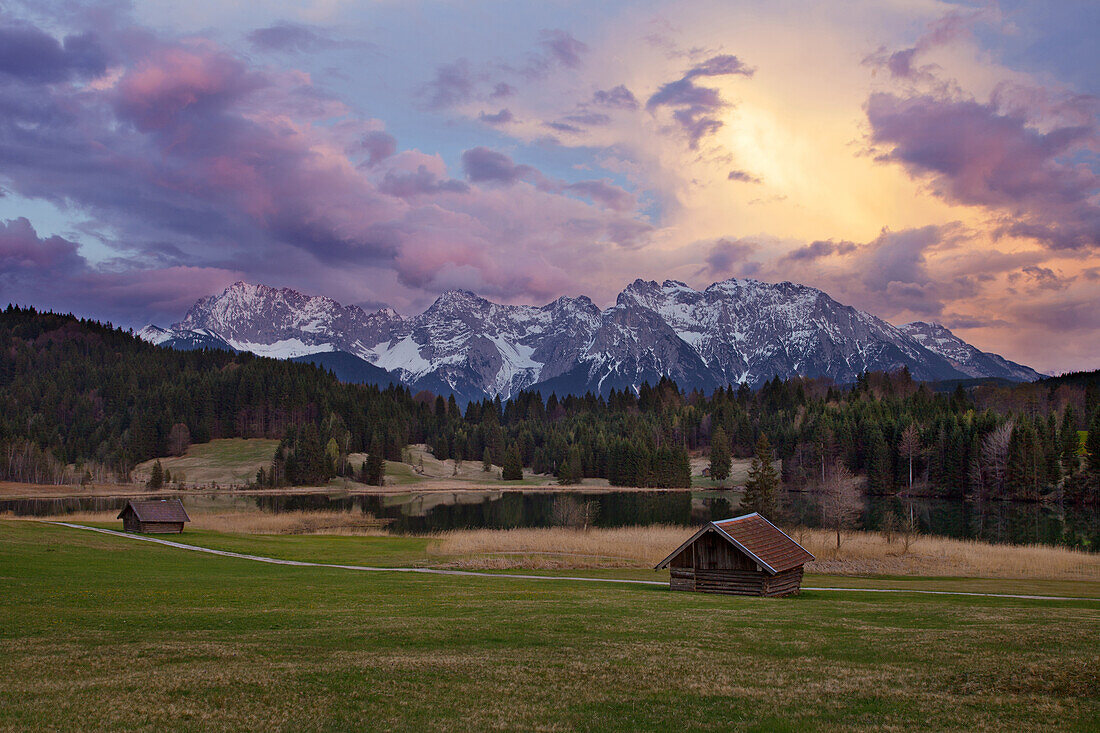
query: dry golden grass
[
  {"left": 33, "top": 509, "right": 389, "bottom": 536},
  {"left": 431, "top": 525, "right": 1100, "bottom": 580}
]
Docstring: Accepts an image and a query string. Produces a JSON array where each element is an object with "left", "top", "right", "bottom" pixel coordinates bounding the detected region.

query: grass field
[
  {"left": 2, "top": 521, "right": 1098, "bottom": 731},
  {"left": 132, "top": 439, "right": 280, "bottom": 487}
]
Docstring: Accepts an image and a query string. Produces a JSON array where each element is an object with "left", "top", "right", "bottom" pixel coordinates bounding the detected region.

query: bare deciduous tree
[
  {"left": 819, "top": 460, "right": 861, "bottom": 549},
  {"left": 550, "top": 496, "right": 600, "bottom": 530},
  {"left": 898, "top": 424, "right": 921, "bottom": 492},
  {"left": 981, "top": 421, "right": 1014, "bottom": 499},
  {"left": 167, "top": 423, "right": 191, "bottom": 457}
]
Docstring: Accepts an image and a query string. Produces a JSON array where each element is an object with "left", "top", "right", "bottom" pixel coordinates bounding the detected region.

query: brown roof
[
  {"left": 117, "top": 498, "right": 190, "bottom": 523},
  {"left": 655, "top": 513, "right": 814, "bottom": 574},
  {"left": 712, "top": 513, "right": 814, "bottom": 573}
]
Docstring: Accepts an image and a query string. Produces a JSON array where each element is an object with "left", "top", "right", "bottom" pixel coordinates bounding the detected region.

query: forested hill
[
  {"left": 0, "top": 306, "right": 425, "bottom": 481},
  {"left": 1, "top": 306, "right": 1098, "bottom": 503}
]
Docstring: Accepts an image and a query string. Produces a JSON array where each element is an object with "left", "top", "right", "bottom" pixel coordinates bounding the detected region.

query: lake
[{"left": 5, "top": 488, "right": 1098, "bottom": 551}]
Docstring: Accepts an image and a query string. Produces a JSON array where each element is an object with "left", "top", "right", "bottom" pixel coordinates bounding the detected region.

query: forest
[{"left": 1, "top": 305, "right": 1098, "bottom": 503}]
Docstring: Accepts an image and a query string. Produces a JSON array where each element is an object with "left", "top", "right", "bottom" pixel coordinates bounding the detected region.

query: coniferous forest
[{"left": 1, "top": 306, "right": 1098, "bottom": 503}]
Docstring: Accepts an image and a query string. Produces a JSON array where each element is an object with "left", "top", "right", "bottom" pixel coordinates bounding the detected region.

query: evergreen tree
[
  {"left": 1005, "top": 419, "right": 1042, "bottom": 500},
  {"left": 1086, "top": 410, "right": 1100, "bottom": 491},
  {"left": 557, "top": 448, "right": 582, "bottom": 485},
  {"left": 865, "top": 425, "right": 892, "bottom": 494},
  {"left": 709, "top": 426, "right": 732, "bottom": 484},
  {"left": 147, "top": 460, "right": 164, "bottom": 490},
  {"left": 482, "top": 447, "right": 492, "bottom": 472},
  {"left": 1061, "top": 406, "right": 1080, "bottom": 466},
  {"left": 502, "top": 445, "right": 523, "bottom": 481},
  {"left": 365, "top": 454, "right": 386, "bottom": 486},
  {"left": 742, "top": 434, "right": 780, "bottom": 517}
]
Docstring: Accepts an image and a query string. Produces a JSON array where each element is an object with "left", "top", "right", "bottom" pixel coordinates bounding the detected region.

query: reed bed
[{"left": 431, "top": 525, "right": 1100, "bottom": 580}]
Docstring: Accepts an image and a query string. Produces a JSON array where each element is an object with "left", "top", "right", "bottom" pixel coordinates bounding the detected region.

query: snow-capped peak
[{"left": 152, "top": 278, "right": 1041, "bottom": 400}]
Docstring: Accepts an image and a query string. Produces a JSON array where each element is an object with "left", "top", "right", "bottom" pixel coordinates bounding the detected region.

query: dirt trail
[{"left": 49, "top": 522, "right": 1100, "bottom": 602}]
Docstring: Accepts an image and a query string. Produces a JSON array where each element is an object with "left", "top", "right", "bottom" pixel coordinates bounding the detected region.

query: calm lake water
[{"left": 5, "top": 489, "right": 1098, "bottom": 551}]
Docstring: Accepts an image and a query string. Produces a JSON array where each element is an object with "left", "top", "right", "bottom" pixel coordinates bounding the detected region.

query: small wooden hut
[
  {"left": 655, "top": 513, "right": 814, "bottom": 597},
  {"left": 117, "top": 499, "right": 190, "bottom": 534}
]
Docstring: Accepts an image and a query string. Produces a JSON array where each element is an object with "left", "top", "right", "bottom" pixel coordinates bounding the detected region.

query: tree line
[{"left": 1, "top": 306, "right": 1098, "bottom": 502}]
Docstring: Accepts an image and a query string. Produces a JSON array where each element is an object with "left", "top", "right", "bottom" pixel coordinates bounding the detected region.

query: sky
[{"left": 0, "top": 0, "right": 1097, "bottom": 374}]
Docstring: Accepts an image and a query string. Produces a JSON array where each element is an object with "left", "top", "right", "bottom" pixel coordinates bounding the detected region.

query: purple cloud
[
  {"left": 647, "top": 55, "right": 754, "bottom": 148},
  {"left": 592, "top": 85, "right": 638, "bottom": 110},
  {"left": 479, "top": 108, "right": 514, "bottom": 125},
  {"left": 358, "top": 130, "right": 397, "bottom": 166},
  {"left": 565, "top": 179, "right": 636, "bottom": 212},
  {"left": 727, "top": 169, "right": 761, "bottom": 183},
  {"left": 247, "top": 23, "right": 335, "bottom": 53},
  {"left": 379, "top": 166, "right": 469, "bottom": 198},
  {"left": 538, "top": 29, "right": 588, "bottom": 69},
  {"left": 700, "top": 238, "right": 757, "bottom": 276},
  {"left": 867, "top": 92, "right": 1099, "bottom": 250},
  {"left": 683, "top": 54, "right": 754, "bottom": 80},
  {"left": 461, "top": 147, "right": 537, "bottom": 184},
  {"left": 0, "top": 25, "right": 108, "bottom": 83},
  {"left": 421, "top": 58, "right": 476, "bottom": 110},
  {"left": 781, "top": 239, "right": 857, "bottom": 262},
  {"left": 562, "top": 111, "right": 610, "bottom": 126}
]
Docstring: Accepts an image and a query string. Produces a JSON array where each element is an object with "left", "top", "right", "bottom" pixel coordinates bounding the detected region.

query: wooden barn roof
[
  {"left": 655, "top": 513, "right": 814, "bottom": 574},
  {"left": 117, "top": 498, "right": 190, "bottom": 523}
]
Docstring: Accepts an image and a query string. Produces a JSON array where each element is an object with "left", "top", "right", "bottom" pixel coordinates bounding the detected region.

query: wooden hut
[
  {"left": 117, "top": 499, "right": 190, "bottom": 534},
  {"left": 655, "top": 513, "right": 814, "bottom": 597}
]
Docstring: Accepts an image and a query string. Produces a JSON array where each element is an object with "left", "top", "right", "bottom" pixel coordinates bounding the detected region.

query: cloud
[
  {"left": 115, "top": 42, "right": 267, "bottom": 131},
  {"left": 378, "top": 166, "right": 469, "bottom": 198},
  {"left": 0, "top": 25, "right": 108, "bottom": 83},
  {"left": 357, "top": 130, "right": 397, "bottom": 167},
  {"left": 561, "top": 111, "right": 610, "bottom": 126},
  {"left": 727, "top": 169, "right": 760, "bottom": 184},
  {"left": 1007, "top": 265, "right": 1073, "bottom": 292},
  {"left": 646, "top": 54, "right": 754, "bottom": 148},
  {"left": 247, "top": 22, "right": 337, "bottom": 53},
  {"left": 780, "top": 239, "right": 857, "bottom": 262},
  {"left": 0, "top": 217, "right": 85, "bottom": 276},
  {"left": 478, "top": 108, "right": 514, "bottom": 125},
  {"left": 592, "top": 85, "right": 638, "bottom": 110},
  {"left": 461, "top": 147, "right": 538, "bottom": 185},
  {"left": 698, "top": 238, "right": 757, "bottom": 276},
  {"left": 538, "top": 29, "right": 587, "bottom": 69},
  {"left": 420, "top": 58, "right": 476, "bottom": 110},
  {"left": 564, "top": 179, "right": 636, "bottom": 212},
  {"left": 863, "top": 8, "right": 989, "bottom": 81},
  {"left": 682, "top": 54, "right": 753, "bottom": 80},
  {"left": 866, "top": 92, "right": 1099, "bottom": 251}
]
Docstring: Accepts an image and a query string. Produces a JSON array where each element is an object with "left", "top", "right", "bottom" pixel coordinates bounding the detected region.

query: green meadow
[{"left": 2, "top": 520, "right": 1098, "bottom": 731}]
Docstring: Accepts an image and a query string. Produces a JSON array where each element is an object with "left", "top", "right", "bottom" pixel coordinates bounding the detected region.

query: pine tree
[
  {"left": 1061, "top": 406, "right": 1080, "bottom": 467},
  {"left": 365, "top": 454, "right": 385, "bottom": 486},
  {"left": 709, "top": 426, "right": 731, "bottom": 484},
  {"left": 147, "top": 460, "right": 164, "bottom": 490},
  {"left": 1086, "top": 410, "right": 1100, "bottom": 492},
  {"left": 557, "top": 448, "right": 582, "bottom": 485},
  {"left": 865, "top": 425, "right": 892, "bottom": 494},
  {"left": 482, "top": 447, "right": 492, "bottom": 472},
  {"left": 1006, "top": 419, "right": 1042, "bottom": 500},
  {"left": 742, "top": 434, "right": 779, "bottom": 517},
  {"left": 502, "top": 445, "right": 523, "bottom": 481}
]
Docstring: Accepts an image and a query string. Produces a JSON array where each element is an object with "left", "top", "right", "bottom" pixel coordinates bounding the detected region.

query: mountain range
[{"left": 138, "top": 279, "right": 1041, "bottom": 401}]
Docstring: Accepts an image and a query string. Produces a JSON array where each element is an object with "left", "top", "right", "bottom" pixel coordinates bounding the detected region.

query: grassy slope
[
  {"left": 133, "top": 439, "right": 280, "bottom": 486},
  {"left": 2, "top": 521, "right": 1098, "bottom": 731}
]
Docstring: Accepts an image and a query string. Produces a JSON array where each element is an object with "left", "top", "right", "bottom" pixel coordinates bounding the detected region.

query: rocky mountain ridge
[{"left": 139, "top": 279, "right": 1041, "bottom": 400}]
